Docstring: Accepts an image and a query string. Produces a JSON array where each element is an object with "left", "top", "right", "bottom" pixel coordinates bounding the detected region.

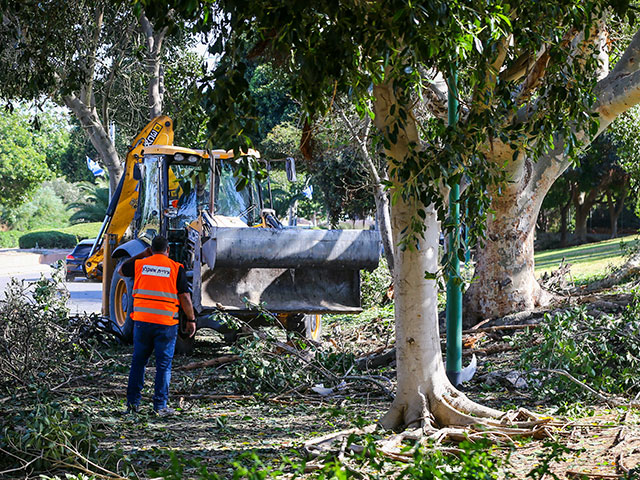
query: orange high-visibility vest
[{"left": 131, "top": 254, "right": 183, "bottom": 326}]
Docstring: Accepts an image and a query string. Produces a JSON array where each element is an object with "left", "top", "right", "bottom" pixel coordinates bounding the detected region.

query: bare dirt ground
[
  {"left": 36, "top": 284, "right": 640, "bottom": 479},
  {"left": 3, "top": 280, "right": 640, "bottom": 478}
]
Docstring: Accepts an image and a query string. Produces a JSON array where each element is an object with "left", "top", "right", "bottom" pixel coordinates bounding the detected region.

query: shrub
[
  {"left": 0, "top": 266, "right": 72, "bottom": 393},
  {"left": 18, "top": 230, "right": 77, "bottom": 249},
  {"left": 360, "top": 257, "right": 392, "bottom": 308},
  {"left": 1, "top": 184, "right": 70, "bottom": 231},
  {"left": 42, "top": 177, "right": 82, "bottom": 204},
  {"left": 517, "top": 293, "right": 640, "bottom": 399},
  {"left": 0, "top": 230, "right": 21, "bottom": 248},
  {"left": 0, "top": 400, "right": 123, "bottom": 477}
]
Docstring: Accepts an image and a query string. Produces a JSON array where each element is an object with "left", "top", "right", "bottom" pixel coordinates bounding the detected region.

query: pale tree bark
[
  {"left": 64, "top": 93, "right": 123, "bottom": 194},
  {"left": 464, "top": 22, "right": 640, "bottom": 322},
  {"left": 140, "top": 13, "right": 168, "bottom": 119},
  {"left": 339, "top": 110, "right": 395, "bottom": 274},
  {"left": 464, "top": 147, "right": 562, "bottom": 323},
  {"left": 372, "top": 78, "right": 502, "bottom": 429},
  {"left": 63, "top": 9, "right": 167, "bottom": 194}
]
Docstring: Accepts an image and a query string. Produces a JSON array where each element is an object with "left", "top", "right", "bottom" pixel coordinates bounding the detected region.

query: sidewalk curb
[{"left": 0, "top": 249, "right": 69, "bottom": 277}]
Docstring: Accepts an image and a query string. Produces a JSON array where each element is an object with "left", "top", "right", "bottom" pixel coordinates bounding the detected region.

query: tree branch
[
  {"left": 139, "top": 10, "right": 168, "bottom": 118},
  {"left": 595, "top": 68, "right": 640, "bottom": 126},
  {"left": 64, "top": 93, "right": 122, "bottom": 190},
  {"left": 513, "top": 48, "right": 551, "bottom": 108},
  {"left": 83, "top": 4, "right": 104, "bottom": 106},
  {"left": 500, "top": 51, "right": 535, "bottom": 83}
]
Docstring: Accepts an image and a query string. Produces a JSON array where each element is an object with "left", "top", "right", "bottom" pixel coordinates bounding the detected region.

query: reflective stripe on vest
[
  {"left": 132, "top": 288, "right": 178, "bottom": 300},
  {"left": 133, "top": 306, "right": 179, "bottom": 317},
  {"left": 131, "top": 253, "right": 183, "bottom": 326}
]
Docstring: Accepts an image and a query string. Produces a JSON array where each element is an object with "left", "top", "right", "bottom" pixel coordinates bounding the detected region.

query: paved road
[{"left": 0, "top": 270, "right": 102, "bottom": 315}]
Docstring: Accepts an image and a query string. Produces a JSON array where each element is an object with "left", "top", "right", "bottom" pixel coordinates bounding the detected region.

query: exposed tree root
[
  {"left": 306, "top": 383, "right": 556, "bottom": 466},
  {"left": 305, "top": 408, "right": 554, "bottom": 464}
]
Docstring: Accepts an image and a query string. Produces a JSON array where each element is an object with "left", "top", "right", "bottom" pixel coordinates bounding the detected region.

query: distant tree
[
  {"left": 1, "top": 185, "right": 70, "bottom": 231},
  {"left": 569, "top": 136, "right": 621, "bottom": 242},
  {"left": 249, "top": 63, "right": 298, "bottom": 144},
  {"left": 608, "top": 106, "right": 640, "bottom": 222},
  {"left": 313, "top": 147, "right": 376, "bottom": 226},
  {"left": 0, "top": 108, "right": 52, "bottom": 207},
  {"left": 0, "top": 1, "right": 201, "bottom": 193},
  {"left": 67, "top": 180, "right": 110, "bottom": 224}
]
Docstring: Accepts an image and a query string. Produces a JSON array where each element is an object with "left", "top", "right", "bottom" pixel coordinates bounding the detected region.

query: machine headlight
[
  {"left": 174, "top": 153, "right": 184, "bottom": 161},
  {"left": 188, "top": 155, "right": 198, "bottom": 163}
]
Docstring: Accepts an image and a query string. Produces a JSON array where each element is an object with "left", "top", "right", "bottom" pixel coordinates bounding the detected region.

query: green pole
[{"left": 446, "top": 67, "right": 463, "bottom": 388}]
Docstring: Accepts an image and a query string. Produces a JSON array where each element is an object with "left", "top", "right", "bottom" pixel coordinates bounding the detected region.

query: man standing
[{"left": 119, "top": 235, "right": 196, "bottom": 415}]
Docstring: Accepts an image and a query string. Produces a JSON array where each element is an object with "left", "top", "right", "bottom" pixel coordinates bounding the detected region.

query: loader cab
[
  {"left": 213, "top": 156, "right": 264, "bottom": 226},
  {"left": 135, "top": 146, "right": 212, "bottom": 265},
  {"left": 135, "top": 146, "right": 265, "bottom": 265}
]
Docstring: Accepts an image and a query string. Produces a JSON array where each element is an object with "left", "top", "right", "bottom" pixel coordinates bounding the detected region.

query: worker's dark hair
[{"left": 151, "top": 235, "right": 169, "bottom": 253}]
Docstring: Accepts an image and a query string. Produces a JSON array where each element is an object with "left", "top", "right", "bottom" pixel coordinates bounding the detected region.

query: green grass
[
  {"left": 0, "top": 223, "right": 103, "bottom": 248},
  {"left": 54, "top": 222, "right": 102, "bottom": 239},
  {"left": 534, "top": 234, "right": 639, "bottom": 281}
]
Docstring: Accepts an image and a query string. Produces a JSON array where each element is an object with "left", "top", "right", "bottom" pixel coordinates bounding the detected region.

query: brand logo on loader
[
  {"left": 141, "top": 265, "right": 171, "bottom": 278},
  {"left": 144, "top": 123, "right": 163, "bottom": 146}
]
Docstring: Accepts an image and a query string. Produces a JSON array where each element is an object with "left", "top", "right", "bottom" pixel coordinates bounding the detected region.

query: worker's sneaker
[
  {"left": 123, "top": 404, "right": 139, "bottom": 415},
  {"left": 154, "top": 407, "right": 177, "bottom": 417}
]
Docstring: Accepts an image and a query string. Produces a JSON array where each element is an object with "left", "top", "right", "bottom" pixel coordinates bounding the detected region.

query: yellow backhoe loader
[{"left": 87, "top": 116, "right": 380, "bottom": 352}]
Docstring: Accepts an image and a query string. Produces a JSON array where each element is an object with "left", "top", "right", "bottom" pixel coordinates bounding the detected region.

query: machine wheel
[
  {"left": 291, "top": 314, "right": 323, "bottom": 341},
  {"left": 109, "top": 261, "right": 134, "bottom": 344}
]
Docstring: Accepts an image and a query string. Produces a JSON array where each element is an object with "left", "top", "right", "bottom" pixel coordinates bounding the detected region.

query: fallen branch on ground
[
  {"left": 175, "top": 355, "right": 240, "bottom": 371},
  {"left": 534, "top": 368, "right": 640, "bottom": 409},
  {"left": 355, "top": 348, "right": 396, "bottom": 370},
  {"left": 574, "top": 252, "right": 640, "bottom": 293}
]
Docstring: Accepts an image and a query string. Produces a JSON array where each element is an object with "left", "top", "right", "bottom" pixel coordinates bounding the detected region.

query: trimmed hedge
[
  {"left": 18, "top": 231, "right": 78, "bottom": 249},
  {"left": 0, "top": 231, "right": 22, "bottom": 248}
]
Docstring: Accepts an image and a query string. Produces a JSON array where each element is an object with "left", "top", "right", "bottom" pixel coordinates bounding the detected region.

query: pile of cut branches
[{"left": 0, "top": 267, "right": 105, "bottom": 397}]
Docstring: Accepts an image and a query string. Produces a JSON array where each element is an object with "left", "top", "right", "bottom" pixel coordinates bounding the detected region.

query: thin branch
[
  {"left": 534, "top": 368, "right": 640, "bottom": 408},
  {"left": 83, "top": 3, "right": 104, "bottom": 106}
]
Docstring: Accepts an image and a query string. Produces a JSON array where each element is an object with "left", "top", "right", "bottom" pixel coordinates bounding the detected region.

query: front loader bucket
[{"left": 198, "top": 227, "right": 380, "bottom": 314}]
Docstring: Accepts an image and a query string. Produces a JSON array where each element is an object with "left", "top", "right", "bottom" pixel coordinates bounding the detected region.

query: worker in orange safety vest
[{"left": 118, "top": 235, "right": 196, "bottom": 415}]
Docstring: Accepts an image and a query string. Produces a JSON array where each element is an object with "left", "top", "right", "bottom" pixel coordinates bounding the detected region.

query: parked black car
[{"left": 65, "top": 239, "right": 96, "bottom": 281}]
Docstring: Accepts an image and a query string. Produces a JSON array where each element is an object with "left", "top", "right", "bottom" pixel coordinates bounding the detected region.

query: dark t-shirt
[{"left": 121, "top": 258, "right": 189, "bottom": 294}]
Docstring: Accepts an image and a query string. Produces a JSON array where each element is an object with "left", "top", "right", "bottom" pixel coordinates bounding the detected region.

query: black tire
[
  {"left": 291, "top": 314, "right": 323, "bottom": 341},
  {"left": 109, "top": 262, "right": 134, "bottom": 344}
]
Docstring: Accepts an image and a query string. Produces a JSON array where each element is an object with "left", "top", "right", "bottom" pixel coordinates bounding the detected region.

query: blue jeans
[{"left": 126, "top": 321, "right": 178, "bottom": 411}]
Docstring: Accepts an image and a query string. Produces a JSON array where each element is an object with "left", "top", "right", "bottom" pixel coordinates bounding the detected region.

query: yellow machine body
[{"left": 84, "top": 116, "right": 174, "bottom": 279}]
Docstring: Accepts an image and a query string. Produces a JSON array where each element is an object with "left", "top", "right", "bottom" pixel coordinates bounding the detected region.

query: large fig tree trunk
[
  {"left": 464, "top": 148, "right": 565, "bottom": 323},
  {"left": 466, "top": 26, "right": 640, "bottom": 321}
]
